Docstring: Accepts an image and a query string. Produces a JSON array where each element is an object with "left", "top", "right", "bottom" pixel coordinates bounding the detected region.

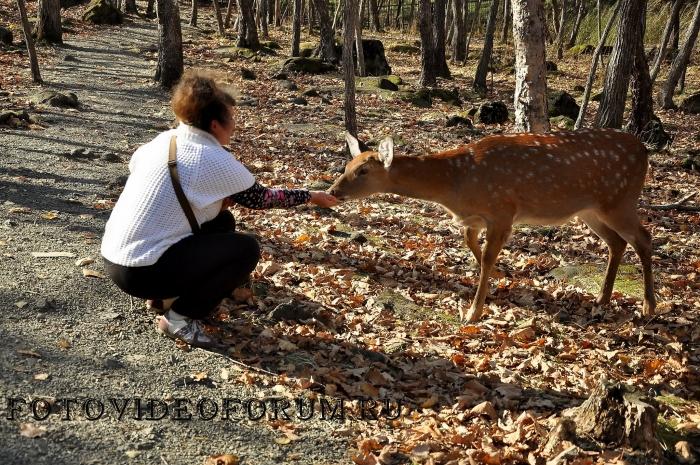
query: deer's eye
[{"left": 357, "top": 167, "right": 369, "bottom": 176}]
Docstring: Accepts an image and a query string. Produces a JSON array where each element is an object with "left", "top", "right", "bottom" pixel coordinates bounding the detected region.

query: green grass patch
[{"left": 550, "top": 263, "right": 645, "bottom": 299}]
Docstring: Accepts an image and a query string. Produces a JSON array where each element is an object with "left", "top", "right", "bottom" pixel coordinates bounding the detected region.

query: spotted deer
[{"left": 328, "top": 130, "right": 656, "bottom": 322}]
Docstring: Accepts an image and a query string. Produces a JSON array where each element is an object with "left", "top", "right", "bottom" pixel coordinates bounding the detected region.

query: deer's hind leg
[
  {"left": 598, "top": 206, "right": 656, "bottom": 316},
  {"left": 579, "top": 212, "right": 628, "bottom": 306},
  {"left": 464, "top": 226, "right": 483, "bottom": 265}
]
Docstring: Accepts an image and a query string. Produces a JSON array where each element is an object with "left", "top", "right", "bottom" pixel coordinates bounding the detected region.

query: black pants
[{"left": 103, "top": 211, "right": 260, "bottom": 319}]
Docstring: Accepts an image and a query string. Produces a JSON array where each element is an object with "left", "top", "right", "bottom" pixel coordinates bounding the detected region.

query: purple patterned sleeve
[{"left": 229, "top": 182, "right": 311, "bottom": 209}]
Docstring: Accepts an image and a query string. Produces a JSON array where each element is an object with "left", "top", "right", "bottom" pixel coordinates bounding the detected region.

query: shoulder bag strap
[{"left": 167, "top": 135, "right": 200, "bottom": 234}]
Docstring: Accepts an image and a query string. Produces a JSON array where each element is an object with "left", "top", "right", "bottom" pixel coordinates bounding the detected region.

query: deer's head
[{"left": 328, "top": 132, "right": 394, "bottom": 201}]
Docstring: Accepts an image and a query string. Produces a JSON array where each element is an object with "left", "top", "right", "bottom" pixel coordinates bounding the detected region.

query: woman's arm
[{"left": 228, "top": 182, "right": 337, "bottom": 209}]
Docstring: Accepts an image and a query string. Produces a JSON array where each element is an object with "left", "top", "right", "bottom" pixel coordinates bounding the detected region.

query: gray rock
[
  {"left": 350, "top": 232, "right": 368, "bottom": 244},
  {"left": 547, "top": 90, "right": 580, "bottom": 119},
  {"left": 267, "top": 299, "right": 315, "bottom": 322},
  {"left": 240, "top": 67, "right": 256, "bottom": 80},
  {"left": 279, "top": 80, "right": 298, "bottom": 91},
  {"left": 476, "top": 101, "right": 509, "bottom": 124},
  {"left": 34, "top": 298, "right": 56, "bottom": 312},
  {"left": 280, "top": 57, "right": 336, "bottom": 74},
  {"left": 290, "top": 97, "right": 308, "bottom": 106},
  {"left": 303, "top": 88, "right": 320, "bottom": 97},
  {"left": 445, "top": 115, "right": 473, "bottom": 128},
  {"left": 236, "top": 97, "right": 258, "bottom": 107},
  {"left": 100, "top": 152, "right": 121, "bottom": 163},
  {"left": 30, "top": 91, "right": 80, "bottom": 109},
  {"left": 680, "top": 93, "right": 700, "bottom": 114},
  {"left": 82, "top": 0, "right": 123, "bottom": 24},
  {"left": 103, "top": 358, "right": 125, "bottom": 370},
  {"left": 0, "top": 26, "right": 13, "bottom": 45},
  {"left": 271, "top": 72, "right": 288, "bottom": 80}
]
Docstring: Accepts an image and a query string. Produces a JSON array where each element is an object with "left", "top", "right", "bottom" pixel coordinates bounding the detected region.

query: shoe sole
[{"left": 155, "top": 317, "right": 227, "bottom": 351}]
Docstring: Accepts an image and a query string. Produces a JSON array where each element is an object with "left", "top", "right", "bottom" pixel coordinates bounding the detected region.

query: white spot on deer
[
  {"left": 564, "top": 159, "right": 571, "bottom": 165},
  {"left": 547, "top": 153, "right": 555, "bottom": 159}
]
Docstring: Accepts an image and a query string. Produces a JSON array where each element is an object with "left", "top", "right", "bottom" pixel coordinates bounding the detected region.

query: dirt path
[{"left": 0, "top": 17, "right": 350, "bottom": 465}]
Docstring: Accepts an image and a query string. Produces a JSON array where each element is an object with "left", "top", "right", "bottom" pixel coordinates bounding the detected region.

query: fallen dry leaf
[
  {"left": 203, "top": 454, "right": 239, "bottom": 465},
  {"left": 19, "top": 423, "right": 46, "bottom": 438}
]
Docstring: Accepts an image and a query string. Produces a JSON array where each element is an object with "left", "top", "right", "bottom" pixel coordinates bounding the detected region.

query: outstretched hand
[{"left": 309, "top": 191, "right": 339, "bottom": 208}]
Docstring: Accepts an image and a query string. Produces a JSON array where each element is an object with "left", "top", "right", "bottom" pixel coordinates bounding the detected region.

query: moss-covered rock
[
  {"left": 387, "top": 43, "right": 420, "bottom": 54},
  {"left": 213, "top": 46, "right": 256, "bottom": 59},
  {"left": 82, "top": 0, "right": 123, "bottom": 24},
  {"left": 550, "top": 115, "right": 575, "bottom": 130},
  {"left": 568, "top": 43, "right": 594, "bottom": 56},
  {"left": 547, "top": 90, "right": 580, "bottom": 119},
  {"left": 430, "top": 87, "right": 462, "bottom": 106},
  {"left": 279, "top": 57, "right": 336, "bottom": 74},
  {"left": 357, "top": 76, "right": 399, "bottom": 91},
  {"left": 476, "top": 101, "right": 508, "bottom": 124},
  {"left": 30, "top": 90, "right": 80, "bottom": 108},
  {"left": 259, "top": 40, "right": 281, "bottom": 50},
  {"left": 399, "top": 88, "right": 432, "bottom": 108}
]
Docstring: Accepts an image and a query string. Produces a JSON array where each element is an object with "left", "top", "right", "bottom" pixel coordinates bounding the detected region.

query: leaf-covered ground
[{"left": 1, "top": 2, "right": 699, "bottom": 464}]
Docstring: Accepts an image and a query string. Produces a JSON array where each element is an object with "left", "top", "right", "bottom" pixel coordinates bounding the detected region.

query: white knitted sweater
[{"left": 101, "top": 122, "right": 255, "bottom": 267}]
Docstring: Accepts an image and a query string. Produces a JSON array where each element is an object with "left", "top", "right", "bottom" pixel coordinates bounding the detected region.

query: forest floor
[{"left": 1, "top": 2, "right": 700, "bottom": 465}]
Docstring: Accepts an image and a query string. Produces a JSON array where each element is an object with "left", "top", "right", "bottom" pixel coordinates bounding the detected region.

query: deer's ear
[
  {"left": 345, "top": 132, "right": 362, "bottom": 158},
  {"left": 378, "top": 136, "right": 394, "bottom": 169}
]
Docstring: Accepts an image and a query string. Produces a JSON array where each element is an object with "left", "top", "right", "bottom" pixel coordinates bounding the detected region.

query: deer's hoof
[{"left": 462, "top": 305, "right": 483, "bottom": 323}]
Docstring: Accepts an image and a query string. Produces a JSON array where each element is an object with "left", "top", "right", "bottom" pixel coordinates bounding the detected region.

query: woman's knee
[{"left": 238, "top": 233, "right": 261, "bottom": 270}]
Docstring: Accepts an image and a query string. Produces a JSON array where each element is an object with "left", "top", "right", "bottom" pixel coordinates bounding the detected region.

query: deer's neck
[{"left": 387, "top": 155, "right": 457, "bottom": 205}]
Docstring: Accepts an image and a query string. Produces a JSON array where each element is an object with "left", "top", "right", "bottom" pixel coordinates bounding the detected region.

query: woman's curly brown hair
[{"left": 171, "top": 70, "right": 237, "bottom": 132}]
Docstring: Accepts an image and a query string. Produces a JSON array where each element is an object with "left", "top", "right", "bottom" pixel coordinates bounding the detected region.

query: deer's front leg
[{"left": 461, "top": 224, "right": 512, "bottom": 323}]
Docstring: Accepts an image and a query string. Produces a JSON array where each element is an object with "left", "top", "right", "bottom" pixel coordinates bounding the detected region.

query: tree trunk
[
  {"left": 122, "top": 0, "right": 137, "bottom": 13},
  {"left": 146, "top": 0, "right": 155, "bottom": 17},
  {"left": 575, "top": 1, "right": 620, "bottom": 129},
  {"left": 452, "top": 0, "right": 466, "bottom": 61},
  {"left": 465, "top": 0, "right": 481, "bottom": 59},
  {"left": 237, "top": 0, "right": 260, "bottom": 48},
  {"left": 343, "top": 0, "right": 359, "bottom": 141},
  {"left": 651, "top": 0, "right": 686, "bottom": 83},
  {"left": 292, "top": 0, "right": 302, "bottom": 55},
  {"left": 627, "top": 0, "right": 654, "bottom": 137},
  {"left": 597, "top": 0, "right": 601, "bottom": 41},
  {"left": 259, "top": 0, "right": 269, "bottom": 37},
  {"left": 36, "top": 0, "right": 62, "bottom": 44},
  {"left": 275, "top": 0, "right": 281, "bottom": 26},
  {"left": 551, "top": 0, "right": 560, "bottom": 34},
  {"left": 214, "top": 0, "right": 225, "bottom": 35},
  {"left": 566, "top": 0, "right": 585, "bottom": 49},
  {"left": 396, "top": 0, "right": 404, "bottom": 27},
  {"left": 16, "top": 0, "right": 42, "bottom": 83},
  {"left": 446, "top": 0, "right": 454, "bottom": 45},
  {"left": 190, "top": 0, "right": 198, "bottom": 26},
  {"left": 512, "top": 0, "right": 549, "bottom": 133},
  {"left": 670, "top": 3, "right": 682, "bottom": 51},
  {"left": 572, "top": 381, "right": 661, "bottom": 453},
  {"left": 308, "top": 0, "right": 315, "bottom": 35},
  {"left": 155, "top": 0, "right": 183, "bottom": 89},
  {"left": 500, "top": 0, "right": 510, "bottom": 43},
  {"left": 332, "top": 0, "right": 342, "bottom": 31},
  {"left": 311, "top": 0, "right": 339, "bottom": 63},
  {"left": 433, "top": 0, "right": 451, "bottom": 77},
  {"left": 658, "top": 0, "right": 700, "bottom": 109},
  {"left": 594, "top": 0, "right": 643, "bottom": 129},
  {"left": 356, "top": 0, "right": 366, "bottom": 76},
  {"left": 225, "top": 0, "right": 236, "bottom": 28},
  {"left": 369, "top": 0, "right": 382, "bottom": 30},
  {"left": 473, "top": 0, "right": 499, "bottom": 92},
  {"left": 554, "top": 0, "right": 567, "bottom": 59},
  {"left": 418, "top": 0, "right": 436, "bottom": 86}
]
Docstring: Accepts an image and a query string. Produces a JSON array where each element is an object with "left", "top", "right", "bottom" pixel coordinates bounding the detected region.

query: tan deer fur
[{"left": 329, "top": 129, "right": 656, "bottom": 322}]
